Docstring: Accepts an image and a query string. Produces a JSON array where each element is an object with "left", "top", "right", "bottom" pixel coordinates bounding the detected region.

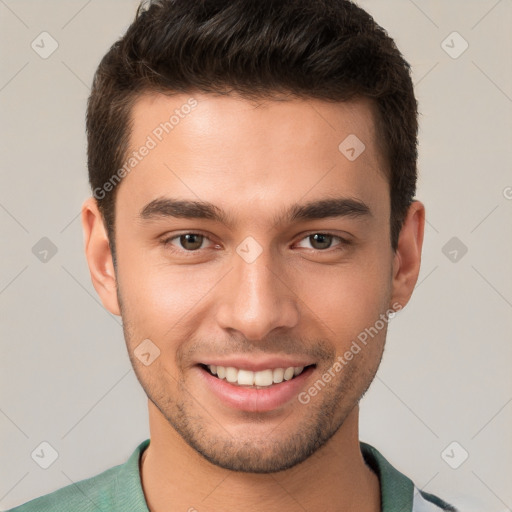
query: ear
[
  {"left": 81, "top": 197, "right": 121, "bottom": 316},
  {"left": 390, "top": 200, "right": 425, "bottom": 310}
]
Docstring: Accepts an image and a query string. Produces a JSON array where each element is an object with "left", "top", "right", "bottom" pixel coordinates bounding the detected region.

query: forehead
[
  {"left": 129, "top": 91, "right": 382, "bottom": 159},
  {"left": 118, "top": 92, "right": 389, "bottom": 225}
]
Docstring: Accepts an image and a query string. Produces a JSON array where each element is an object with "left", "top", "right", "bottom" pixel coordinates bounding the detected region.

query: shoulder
[
  {"left": 360, "top": 442, "right": 458, "bottom": 512},
  {"left": 6, "top": 440, "right": 150, "bottom": 512},
  {"left": 6, "top": 466, "right": 120, "bottom": 512}
]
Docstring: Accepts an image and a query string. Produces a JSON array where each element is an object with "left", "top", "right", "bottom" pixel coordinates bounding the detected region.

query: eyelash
[{"left": 160, "top": 231, "right": 351, "bottom": 256}]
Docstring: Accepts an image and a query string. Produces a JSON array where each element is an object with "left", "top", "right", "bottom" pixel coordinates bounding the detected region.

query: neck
[{"left": 140, "top": 401, "right": 380, "bottom": 512}]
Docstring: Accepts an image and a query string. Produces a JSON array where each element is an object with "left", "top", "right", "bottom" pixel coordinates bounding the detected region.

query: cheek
[
  {"left": 116, "top": 241, "right": 223, "bottom": 339},
  {"left": 291, "top": 253, "right": 393, "bottom": 341}
]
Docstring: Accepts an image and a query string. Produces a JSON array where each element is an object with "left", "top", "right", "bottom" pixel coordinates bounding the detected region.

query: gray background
[{"left": 1, "top": 1, "right": 511, "bottom": 510}]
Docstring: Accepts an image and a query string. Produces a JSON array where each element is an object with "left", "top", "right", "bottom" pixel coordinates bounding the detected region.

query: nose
[{"left": 215, "top": 246, "right": 300, "bottom": 342}]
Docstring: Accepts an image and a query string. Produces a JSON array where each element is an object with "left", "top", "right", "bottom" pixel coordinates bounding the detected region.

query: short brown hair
[{"left": 87, "top": 0, "right": 418, "bottom": 255}]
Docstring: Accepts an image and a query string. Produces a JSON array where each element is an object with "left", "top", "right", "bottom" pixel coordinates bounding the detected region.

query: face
[{"left": 84, "top": 92, "right": 422, "bottom": 473}]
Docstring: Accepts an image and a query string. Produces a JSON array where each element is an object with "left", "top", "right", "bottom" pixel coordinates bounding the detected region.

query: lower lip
[{"left": 196, "top": 366, "right": 315, "bottom": 412}]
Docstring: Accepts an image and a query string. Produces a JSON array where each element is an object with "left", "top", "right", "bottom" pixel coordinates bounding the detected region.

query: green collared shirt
[{"left": 7, "top": 439, "right": 456, "bottom": 512}]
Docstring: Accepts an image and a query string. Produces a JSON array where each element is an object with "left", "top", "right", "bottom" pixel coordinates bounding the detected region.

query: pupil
[
  {"left": 181, "top": 234, "right": 203, "bottom": 250},
  {"left": 311, "top": 233, "right": 331, "bottom": 250}
]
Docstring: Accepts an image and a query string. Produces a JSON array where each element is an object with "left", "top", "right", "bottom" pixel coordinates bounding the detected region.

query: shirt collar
[{"left": 360, "top": 441, "right": 415, "bottom": 512}]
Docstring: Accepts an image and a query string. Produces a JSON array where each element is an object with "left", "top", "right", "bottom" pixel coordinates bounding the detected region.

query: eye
[
  {"left": 164, "top": 233, "right": 213, "bottom": 251},
  {"left": 296, "top": 233, "right": 346, "bottom": 251}
]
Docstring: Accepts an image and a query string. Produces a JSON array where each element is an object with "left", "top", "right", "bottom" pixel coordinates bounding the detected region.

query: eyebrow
[{"left": 139, "top": 196, "right": 371, "bottom": 227}]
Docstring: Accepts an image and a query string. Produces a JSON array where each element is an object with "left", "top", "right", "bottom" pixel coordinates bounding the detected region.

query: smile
[
  {"left": 203, "top": 364, "right": 309, "bottom": 387},
  {"left": 196, "top": 360, "right": 317, "bottom": 411}
]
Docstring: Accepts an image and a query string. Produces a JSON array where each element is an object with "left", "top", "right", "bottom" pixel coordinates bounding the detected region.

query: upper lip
[{"left": 198, "top": 357, "right": 316, "bottom": 372}]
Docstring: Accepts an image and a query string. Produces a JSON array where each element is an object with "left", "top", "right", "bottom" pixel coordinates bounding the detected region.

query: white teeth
[
  {"left": 283, "top": 367, "right": 295, "bottom": 381},
  {"left": 254, "top": 369, "right": 273, "bottom": 387},
  {"left": 206, "top": 365, "right": 305, "bottom": 387},
  {"left": 273, "top": 367, "right": 284, "bottom": 383},
  {"left": 237, "top": 369, "right": 255, "bottom": 386},
  {"left": 225, "top": 367, "right": 238, "bottom": 383},
  {"left": 216, "top": 366, "right": 226, "bottom": 379}
]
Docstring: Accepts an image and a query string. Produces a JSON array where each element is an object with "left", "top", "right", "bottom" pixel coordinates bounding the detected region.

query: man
[{"left": 8, "top": 0, "right": 457, "bottom": 511}]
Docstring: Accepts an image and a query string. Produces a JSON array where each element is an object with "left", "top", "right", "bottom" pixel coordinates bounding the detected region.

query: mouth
[
  {"left": 194, "top": 357, "right": 317, "bottom": 412},
  {"left": 199, "top": 363, "right": 315, "bottom": 388}
]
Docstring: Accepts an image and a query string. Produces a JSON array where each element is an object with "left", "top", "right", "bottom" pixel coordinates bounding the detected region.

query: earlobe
[
  {"left": 390, "top": 201, "right": 425, "bottom": 310},
  {"left": 81, "top": 197, "right": 121, "bottom": 316}
]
